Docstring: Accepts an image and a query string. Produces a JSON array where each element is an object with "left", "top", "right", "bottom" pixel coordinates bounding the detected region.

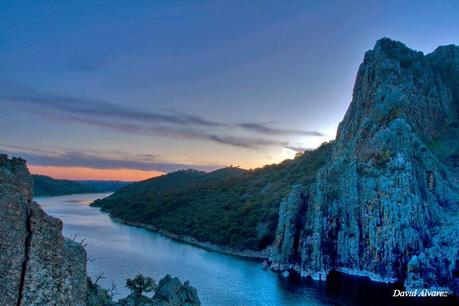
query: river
[{"left": 36, "top": 193, "right": 453, "bottom": 306}]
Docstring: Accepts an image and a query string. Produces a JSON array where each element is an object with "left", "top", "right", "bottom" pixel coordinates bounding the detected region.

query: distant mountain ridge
[
  {"left": 32, "top": 175, "right": 130, "bottom": 196},
  {"left": 76, "top": 180, "right": 131, "bottom": 193}
]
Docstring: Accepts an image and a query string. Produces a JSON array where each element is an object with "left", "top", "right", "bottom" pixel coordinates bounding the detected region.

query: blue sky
[{"left": 1, "top": 0, "right": 458, "bottom": 180}]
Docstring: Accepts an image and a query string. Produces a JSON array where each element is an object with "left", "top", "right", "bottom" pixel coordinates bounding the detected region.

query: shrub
[{"left": 126, "top": 274, "right": 157, "bottom": 299}]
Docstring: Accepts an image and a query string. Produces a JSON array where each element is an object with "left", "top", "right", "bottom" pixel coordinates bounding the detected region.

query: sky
[{"left": 1, "top": 0, "right": 458, "bottom": 181}]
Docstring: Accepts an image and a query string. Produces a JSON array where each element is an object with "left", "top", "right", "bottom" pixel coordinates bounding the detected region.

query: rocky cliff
[
  {"left": 270, "top": 38, "right": 459, "bottom": 294},
  {"left": 0, "top": 154, "right": 88, "bottom": 305}
]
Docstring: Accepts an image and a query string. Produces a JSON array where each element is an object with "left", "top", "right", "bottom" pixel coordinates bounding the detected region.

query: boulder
[
  {"left": 116, "top": 274, "right": 200, "bottom": 306},
  {"left": 152, "top": 274, "right": 200, "bottom": 306}
]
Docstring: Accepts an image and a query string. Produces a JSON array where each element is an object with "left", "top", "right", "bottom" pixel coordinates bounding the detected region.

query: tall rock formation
[
  {"left": 271, "top": 38, "right": 459, "bottom": 293},
  {"left": 0, "top": 154, "right": 87, "bottom": 305}
]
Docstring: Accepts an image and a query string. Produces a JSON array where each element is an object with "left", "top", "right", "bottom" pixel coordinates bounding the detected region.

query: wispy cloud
[
  {"left": 0, "top": 144, "right": 222, "bottom": 172},
  {"left": 238, "top": 122, "right": 324, "bottom": 136},
  {"left": 1, "top": 89, "right": 223, "bottom": 127},
  {"left": 284, "top": 145, "right": 313, "bottom": 153},
  {"left": 0, "top": 83, "right": 324, "bottom": 149},
  {"left": 37, "top": 112, "right": 288, "bottom": 150}
]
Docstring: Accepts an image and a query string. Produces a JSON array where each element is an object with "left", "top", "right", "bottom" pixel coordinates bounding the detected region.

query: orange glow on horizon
[{"left": 29, "top": 165, "right": 163, "bottom": 181}]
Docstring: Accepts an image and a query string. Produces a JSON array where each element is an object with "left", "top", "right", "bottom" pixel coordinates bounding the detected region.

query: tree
[{"left": 126, "top": 274, "right": 157, "bottom": 300}]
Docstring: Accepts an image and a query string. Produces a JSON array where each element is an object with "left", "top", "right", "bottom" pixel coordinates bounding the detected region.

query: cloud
[
  {"left": 237, "top": 122, "right": 324, "bottom": 137},
  {"left": 0, "top": 83, "right": 324, "bottom": 149},
  {"left": 0, "top": 144, "right": 222, "bottom": 173},
  {"left": 284, "top": 145, "right": 313, "bottom": 153},
  {"left": 209, "top": 134, "right": 289, "bottom": 148},
  {"left": 39, "top": 112, "right": 287, "bottom": 149},
  {"left": 1, "top": 89, "right": 223, "bottom": 127}
]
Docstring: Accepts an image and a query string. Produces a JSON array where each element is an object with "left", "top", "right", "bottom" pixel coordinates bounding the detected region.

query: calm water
[{"left": 36, "top": 193, "right": 455, "bottom": 306}]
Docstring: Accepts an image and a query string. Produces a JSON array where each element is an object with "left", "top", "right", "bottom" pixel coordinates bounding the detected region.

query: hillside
[
  {"left": 32, "top": 175, "right": 130, "bottom": 196},
  {"left": 91, "top": 144, "right": 332, "bottom": 251},
  {"left": 33, "top": 175, "right": 95, "bottom": 196},
  {"left": 77, "top": 180, "right": 131, "bottom": 193}
]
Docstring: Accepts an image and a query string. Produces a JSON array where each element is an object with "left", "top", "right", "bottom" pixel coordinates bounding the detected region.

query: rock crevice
[{"left": 16, "top": 200, "right": 32, "bottom": 306}]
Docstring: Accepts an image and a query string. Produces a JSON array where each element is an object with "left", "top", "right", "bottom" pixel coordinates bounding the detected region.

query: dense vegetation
[
  {"left": 33, "top": 175, "right": 130, "bottom": 196},
  {"left": 92, "top": 142, "right": 332, "bottom": 251},
  {"left": 78, "top": 180, "right": 131, "bottom": 193},
  {"left": 33, "top": 175, "right": 95, "bottom": 196}
]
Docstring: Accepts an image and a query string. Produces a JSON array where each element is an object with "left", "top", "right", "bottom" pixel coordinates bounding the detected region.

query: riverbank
[{"left": 111, "top": 217, "right": 270, "bottom": 261}]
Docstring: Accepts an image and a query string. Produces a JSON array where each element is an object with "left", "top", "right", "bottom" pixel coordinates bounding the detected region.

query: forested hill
[
  {"left": 77, "top": 180, "right": 131, "bottom": 193},
  {"left": 91, "top": 142, "right": 332, "bottom": 251},
  {"left": 33, "top": 175, "right": 130, "bottom": 196}
]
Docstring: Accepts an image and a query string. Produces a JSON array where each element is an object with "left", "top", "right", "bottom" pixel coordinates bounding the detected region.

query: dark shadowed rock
[
  {"left": 270, "top": 38, "right": 459, "bottom": 293},
  {"left": 270, "top": 184, "right": 305, "bottom": 272},
  {"left": 0, "top": 155, "right": 31, "bottom": 305}
]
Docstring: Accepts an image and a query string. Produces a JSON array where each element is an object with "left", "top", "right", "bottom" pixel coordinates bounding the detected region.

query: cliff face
[
  {"left": 271, "top": 38, "right": 459, "bottom": 293},
  {"left": 0, "top": 154, "right": 87, "bottom": 306}
]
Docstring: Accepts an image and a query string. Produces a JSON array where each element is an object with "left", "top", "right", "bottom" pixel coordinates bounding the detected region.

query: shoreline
[
  {"left": 88, "top": 204, "right": 456, "bottom": 298},
  {"left": 34, "top": 191, "right": 114, "bottom": 199},
  {"left": 110, "top": 216, "right": 270, "bottom": 261}
]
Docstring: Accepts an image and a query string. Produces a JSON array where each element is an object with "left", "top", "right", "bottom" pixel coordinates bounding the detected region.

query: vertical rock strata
[
  {"left": 271, "top": 38, "right": 459, "bottom": 293},
  {"left": 0, "top": 155, "right": 87, "bottom": 305}
]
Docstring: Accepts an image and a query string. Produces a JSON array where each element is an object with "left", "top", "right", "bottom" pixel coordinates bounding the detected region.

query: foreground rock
[
  {"left": 0, "top": 155, "right": 201, "bottom": 305},
  {"left": 116, "top": 274, "right": 200, "bottom": 306},
  {"left": 270, "top": 38, "right": 459, "bottom": 294},
  {"left": 0, "top": 154, "right": 87, "bottom": 305}
]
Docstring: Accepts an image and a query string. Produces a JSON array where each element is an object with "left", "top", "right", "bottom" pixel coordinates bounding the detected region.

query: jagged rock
[
  {"left": 116, "top": 274, "right": 200, "bottom": 306},
  {"left": 0, "top": 155, "right": 87, "bottom": 305},
  {"left": 405, "top": 223, "right": 459, "bottom": 292},
  {"left": 271, "top": 38, "right": 459, "bottom": 293},
  {"left": 270, "top": 184, "right": 305, "bottom": 272},
  {"left": 152, "top": 274, "right": 200, "bottom": 306},
  {"left": 0, "top": 155, "right": 31, "bottom": 305}
]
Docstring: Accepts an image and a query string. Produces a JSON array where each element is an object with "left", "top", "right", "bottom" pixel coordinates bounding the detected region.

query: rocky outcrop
[
  {"left": 270, "top": 185, "right": 305, "bottom": 272},
  {"left": 0, "top": 154, "right": 87, "bottom": 305},
  {"left": 152, "top": 274, "right": 200, "bottom": 306},
  {"left": 270, "top": 38, "right": 459, "bottom": 293},
  {"left": 116, "top": 274, "right": 201, "bottom": 306}
]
